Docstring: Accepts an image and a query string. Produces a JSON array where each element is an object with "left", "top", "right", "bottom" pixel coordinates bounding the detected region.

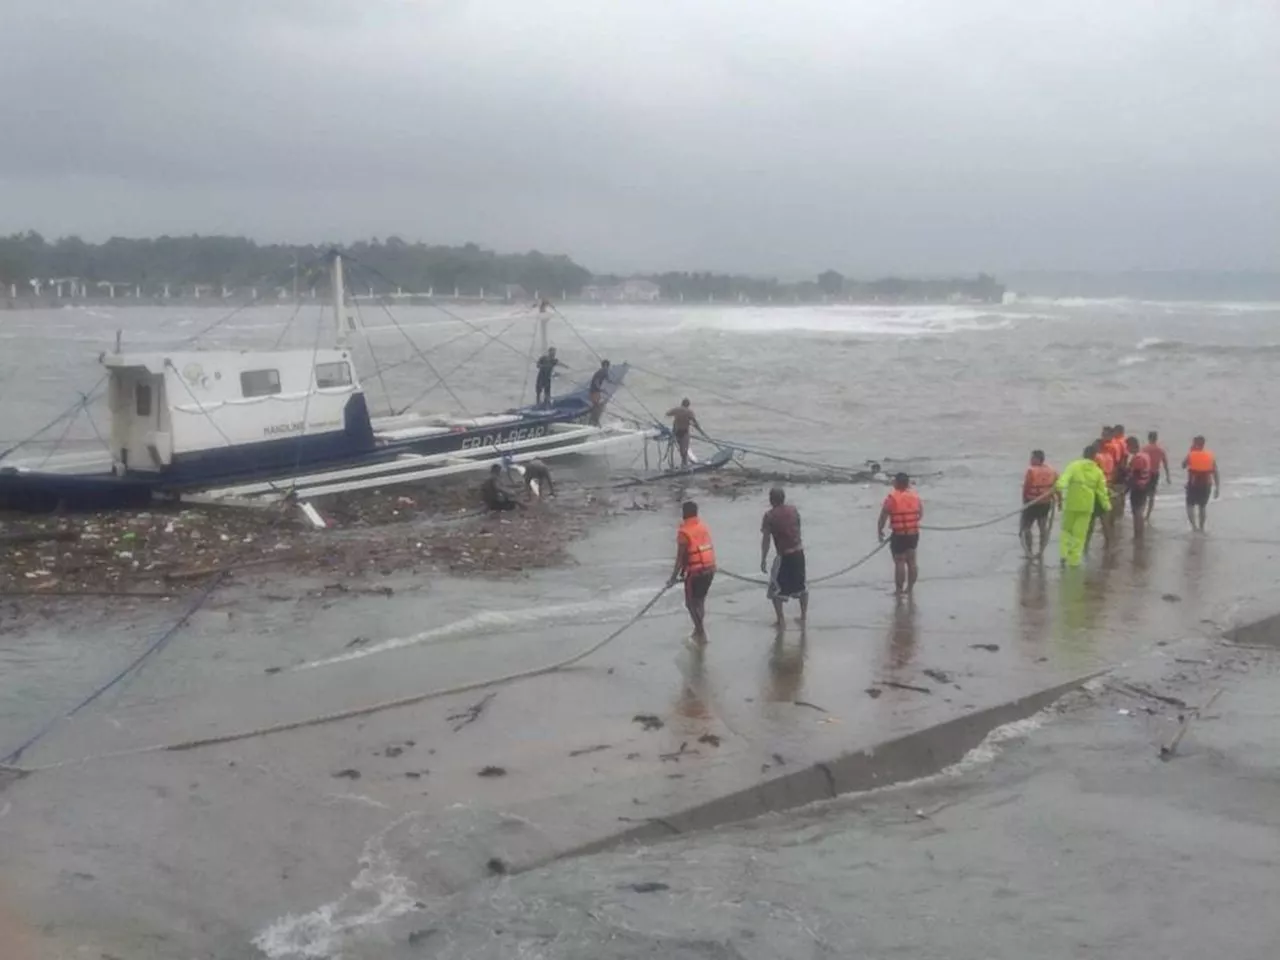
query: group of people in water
[
  {"left": 1027, "top": 427, "right": 1220, "bottom": 569},
  {"left": 667, "top": 428, "right": 1223, "bottom": 642}
]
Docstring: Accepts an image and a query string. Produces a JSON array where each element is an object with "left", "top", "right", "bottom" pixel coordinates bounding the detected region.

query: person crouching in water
[
  {"left": 760, "top": 486, "right": 808, "bottom": 627},
  {"left": 522, "top": 458, "right": 555, "bottom": 499},
  {"left": 878, "top": 473, "right": 922, "bottom": 596},
  {"left": 1020, "top": 449, "right": 1059, "bottom": 560},
  {"left": 669, "top": 500, "right": 716, "bottom": 643},
  {"left": 480, "top": 464, "right": 518, "bottom": 511}
]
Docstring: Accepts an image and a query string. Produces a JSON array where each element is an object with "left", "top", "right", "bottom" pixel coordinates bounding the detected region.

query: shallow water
[{"left": 2, "top": 297, "right": 1279, "bottom": 958}]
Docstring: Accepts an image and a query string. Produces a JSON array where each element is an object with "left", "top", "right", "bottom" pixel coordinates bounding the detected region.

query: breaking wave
[{"left": 1136, "top": 338, "right": 1280, "bottom": 357}]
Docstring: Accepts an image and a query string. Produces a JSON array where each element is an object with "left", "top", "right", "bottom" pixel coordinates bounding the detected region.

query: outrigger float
[{"left": 0, "top": 254, "right": 726, "bottom": 514}]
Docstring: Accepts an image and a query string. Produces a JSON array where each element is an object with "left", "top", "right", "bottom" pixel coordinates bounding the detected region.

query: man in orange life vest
[
  {"left": 1182, "top": 435, "right": 1220, "bottom": 532},
  {"left": 669, "top": 500, "right": 716, "bottom": 641},
  {"left": 1087, "top": 436, "right": 1116, "bottom": 553},
  {"left": 1020, "top": 450, "right": 1059, "bottom": 560},
  {"left": 1124, "top": 435, "right": 1154, "bottom": 540},
  {"left": 1108, "top": 424, "right": 1130, "bottom": 521},
  {"left": 878, "top": 473, "right": 923, "bottom": 596}
]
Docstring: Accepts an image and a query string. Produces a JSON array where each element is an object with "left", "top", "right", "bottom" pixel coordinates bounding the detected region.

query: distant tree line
[
  {"left": 0, "top": 231, "right": 1004, "bottom": 303},
  {"left": 0, "top": 233, "right": 592, "bottom": 299}
]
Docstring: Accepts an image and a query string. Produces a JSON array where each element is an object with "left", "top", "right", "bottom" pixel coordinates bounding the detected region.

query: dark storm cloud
[{"left": 1, "top": 0, "right": 1277, "bottom": 273}]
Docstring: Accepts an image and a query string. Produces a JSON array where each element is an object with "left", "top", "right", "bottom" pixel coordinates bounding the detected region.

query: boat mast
[
  {"left": 538, "top": 299, "right": 550, "bottom": 357},
  {"left": 330, "top": 250, "right": 348, "bottom": 348}
]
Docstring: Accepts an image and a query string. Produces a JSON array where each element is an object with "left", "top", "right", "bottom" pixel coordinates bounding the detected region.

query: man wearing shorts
[
  {"left": 1141, "top": 430, "right": 1172, "bottom": 520},
  {"left": 670, "top": 500, "right": 716, "bottom": 642},
  {"left": 1182, "top": 436, "right": 1220, "bottom": 532},
  {"left": 760, "top": 486, "right": 808, "bottom": 627},
  {"left": 1019, "top": 449, "right": 1058, "bottom": 560},
  {"left": 1125, "top": 436, "right": 1153, "bottom": 539},
  {"left": 878, "top": 473, "right": 923, "bottom": 596}
]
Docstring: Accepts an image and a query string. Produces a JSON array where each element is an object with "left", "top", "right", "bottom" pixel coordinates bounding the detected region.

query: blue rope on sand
[{"left": 0, "top": 574, "right": 226, "bottom": 766}]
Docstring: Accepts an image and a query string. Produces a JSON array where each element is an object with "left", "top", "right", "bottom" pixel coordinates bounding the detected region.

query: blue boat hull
[{"left": 0, "top": 368, "right": 626, "bottom": 513}]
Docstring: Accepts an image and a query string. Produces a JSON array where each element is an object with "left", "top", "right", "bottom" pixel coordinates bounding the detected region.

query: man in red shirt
[
  {"left": 1125, "top": 436, "right": 1154, "bottom": 540},
  {"left": 1141, "top": 430, "right": 1173, "bottom": 521}
]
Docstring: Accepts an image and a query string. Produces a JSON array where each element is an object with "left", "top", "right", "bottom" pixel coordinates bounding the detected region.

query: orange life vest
[
  {"left": 1128, "top": 451, "right": 1152, "bottom": 489},
  {"left": 1186, "top": 448, "right": 1215, "bottom": 477},
  {"left": 1094, "top": 450, "right": 1115, "bottom": 482},
  {"left": 885, "top": 489, "right": 922, "bottom": 535},
  {"left": 1023, "top": 464, "right": 1057, "bottom": 503},
  {"left": 1109, "top": 437, "right": 1127, "bottom": 466},
  {"left": 678, "top": 517, "right": 717, "bottom": 574}
]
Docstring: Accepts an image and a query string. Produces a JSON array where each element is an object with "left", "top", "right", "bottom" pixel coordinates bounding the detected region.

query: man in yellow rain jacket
[{"left": 1056, "top": 444, "right": 1112, "bottom": 568}]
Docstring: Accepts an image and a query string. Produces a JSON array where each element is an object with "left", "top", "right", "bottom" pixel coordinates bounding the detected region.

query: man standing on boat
[
  {"left": 588, "top": 359, "right": 611, "bottom": 426},
  {"left": 670, "top": 500, "right": 716, "bottom": 643},
  {"left": 665, "top": 398, "right": 705, "bottom": 468},
  {"left": 761, "top": 487, "right": 808, "bottom": 626},
  {"left": 534, "top": 347, "right": 566, "bottom": 408}
]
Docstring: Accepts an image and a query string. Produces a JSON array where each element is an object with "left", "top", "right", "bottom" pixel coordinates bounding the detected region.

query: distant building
[
  {"left": 617, "top": 279, "right": 661, "bottom": 302},
  {"left": 581, "top": 278, "right": 662, "bottom": 302}
]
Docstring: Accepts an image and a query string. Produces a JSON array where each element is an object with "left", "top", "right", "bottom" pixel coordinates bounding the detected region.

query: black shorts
[
  {"left": 535, "top": 372, "right": 552, "bottom": 393},
  {"left": 890, "top": 533, "right": 919, "bottom": 557},
  {"left": 685, "top": 571, "right": 714, "bottom": 602},
  {"left": 1149, "top": 475, "right": 1160, "bottom": 494},
  {"left": 1186, "top": 483, "right": 1211, "bottom": 508},
  {"left": 768, "top": 551, "right": 807, "bottom": 600},
  {"left": 1021, "top": 502, "right": 1051, "bottom": 527},
  {"left": 1129, "top": 486, "right": 1149, "bottom": 511}
]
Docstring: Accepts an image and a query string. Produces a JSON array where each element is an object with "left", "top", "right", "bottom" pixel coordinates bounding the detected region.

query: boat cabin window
[
  {"left": 136, "top": 383, "right": 152, "bottom": 416},
  {"left": 315, "top": 361, "right": 352, "bottom": 388},
  {"left": 240, "top": 369, "right": 282, "bottom": 398}
]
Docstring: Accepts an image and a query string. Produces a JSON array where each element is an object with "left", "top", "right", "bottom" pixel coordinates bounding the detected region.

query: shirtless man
[
  {"left": 1141, "top": 430, "right": 1173, "bottom": 520},
  {"left": 665, "top": 398, "right": 703, "bottom": 467}
]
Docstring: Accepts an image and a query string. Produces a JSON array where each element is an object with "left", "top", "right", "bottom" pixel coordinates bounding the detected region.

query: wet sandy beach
[{"left": 1, "top": 465, "right": 1277, "bottom": 959}]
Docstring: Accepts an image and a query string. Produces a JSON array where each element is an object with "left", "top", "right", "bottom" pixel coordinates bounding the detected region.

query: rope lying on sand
[
  {"left": 1, "top": 582, "right": 675, "bottom": 776},
  {"left": 0, "top": 573, "right": 226, "bottom": 768},
  {"left": 0, "top": 490, "right": 1058, "bottom": 777}
]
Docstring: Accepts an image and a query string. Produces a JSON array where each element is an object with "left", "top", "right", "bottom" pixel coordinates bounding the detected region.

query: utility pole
[{"left": 292, "top": 254, "right": 299, "bottom": 302}]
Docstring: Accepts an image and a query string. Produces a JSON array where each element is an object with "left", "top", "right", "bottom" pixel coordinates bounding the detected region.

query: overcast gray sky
[{"left": 1, "top": 0, "right": 1276, "bottom": 275}]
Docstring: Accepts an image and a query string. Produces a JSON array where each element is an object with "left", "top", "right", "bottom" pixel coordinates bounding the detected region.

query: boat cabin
[{"left": 103, "top": 347, "right": 372, "bottom": 476}]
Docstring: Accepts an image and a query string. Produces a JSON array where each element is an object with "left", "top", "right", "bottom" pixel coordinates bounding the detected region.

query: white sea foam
[
  {"left": 1117, "top": 354, "right": 1147, "bottom": 367},
  {"left": 253, "top": 819, "right": 419, "bottom": 959},
  {"left": 291, "top": 585, "right": 663, "bottom": 671},
  {"left": 657, "top": 304, "right": 1030, "bottom": 338}
]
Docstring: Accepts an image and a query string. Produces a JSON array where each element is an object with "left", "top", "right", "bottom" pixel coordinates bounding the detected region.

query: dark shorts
[
  {"left": 1186, "top": 483, "right": 1211, "bottom": 508},
  {"left": 1129, "top": 486, "right": 1149, "bottom": 511},
  {"left": 673, "top": 429, "right": 690, "bottom": 444},
  {"left": 1149, "top": 475, "right": 1160, "bottom": 494},
  {"left": 1020, "top": 502, "right": 1052, "bottom": 527},
  {"left": 685, "top": 570, "right": 714, "bottom": 603},
  {"left": 535, "top": 371, "right": 552, "bottom": 392},
  {"left": 890, "top": 533, "right": 919, "bottom": 557},
  {"left": 589, "top": 389, "right": 603, "bottom": 405},
  {"left": 768, "top": 551, "right": 807, "bottom": 600}
]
